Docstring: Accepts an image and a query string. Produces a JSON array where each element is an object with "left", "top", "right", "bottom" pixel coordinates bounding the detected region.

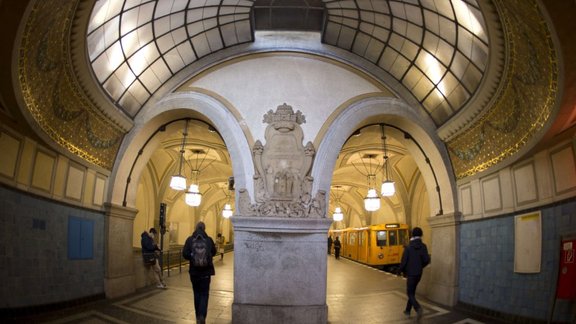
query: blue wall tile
[{"left": 459, "top": 200, "right": 576, "bottom": 322}]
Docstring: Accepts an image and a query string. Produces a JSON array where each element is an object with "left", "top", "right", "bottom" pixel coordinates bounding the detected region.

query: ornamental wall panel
[
  {"left": 460, "top": 185, "right": 473, "bottom": 216},
  {"left": 31, "top": 150, "right": 56, "bottom": 193},
  {"left": 513, "top": 162, "right": 538, "bottom": 206},
  {"left": 65, "top": 163, "right": 86, "bottom": 201},
  {"left": 0, "top": 132, "right": 21, "bottom": 179},
  {"left": 550, "top": 145, "right": 576, "bottom": 195},
  {"left": 481, "top": 176, "right": 502, "bottom": 213}
]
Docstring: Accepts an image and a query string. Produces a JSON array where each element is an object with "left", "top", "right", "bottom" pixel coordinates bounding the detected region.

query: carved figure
[{"left": 239, "top": 103, "right": 320, "bottom": 218}]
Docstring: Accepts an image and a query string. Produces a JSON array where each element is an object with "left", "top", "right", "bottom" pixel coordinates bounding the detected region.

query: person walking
[
  {"left": 333, "top": 236, "right": 341, "bottom": 259},
  {"left": 141, "top": 228, "right": 166, "bottom": 289},
  {"left": 183, "top": 221, "right": 217, "bottom": 324},
  {"left": 399, "top": 227, "right": 430, "bottom": 320},
  {"left": 327, "top": 235, "right": 333, "bottom": 255}
]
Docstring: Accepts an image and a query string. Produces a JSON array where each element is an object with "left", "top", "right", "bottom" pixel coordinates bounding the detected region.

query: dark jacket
[
  {"left": 333, "top": 238, "right": 341, "bottom": 249},
  {"left": 399, "top": 237, "right": 430, "bottom": 277},
  {"left": 183, "top": 230, "right": 217, "bottom": 277},
  {"left": 141, "top": 232, "right": 160, "bottom": 254}
]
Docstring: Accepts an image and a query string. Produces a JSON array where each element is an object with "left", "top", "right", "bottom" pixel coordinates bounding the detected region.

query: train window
[
  {"left": 389, "top": 230, "right": 398, "bottom": 245},
  {"left": 349, "top": 232, "right": 356, "bottom": 245},
  {"left": 399, "top": 229, "right": 409, "bottom": 245},
  {"left": 376, "top": 231, "right": 387, "bottom": 247}
]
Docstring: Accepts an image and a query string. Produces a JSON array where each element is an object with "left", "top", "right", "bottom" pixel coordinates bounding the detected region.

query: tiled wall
[
  {"left": 459, "top": 199, "right": 576, "bottom": 322},
  {"left": 0, "top": 185, "right": 105, "bottom": 309}
]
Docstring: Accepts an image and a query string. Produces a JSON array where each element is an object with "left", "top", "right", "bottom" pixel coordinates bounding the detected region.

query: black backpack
[{"left": 191, "top": 234, "right": 210, "bottom": 267}]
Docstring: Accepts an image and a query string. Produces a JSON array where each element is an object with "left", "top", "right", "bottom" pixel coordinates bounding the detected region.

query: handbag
[{"left": 143, "top": 253, "right": 156, "bottom": 265}]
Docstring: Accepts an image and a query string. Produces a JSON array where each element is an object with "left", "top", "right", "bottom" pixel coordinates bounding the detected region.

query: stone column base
[
  {"left": 232, "top": 303, "right": 327, "bottom": 324},
  {"left": 231, "top": 216, "right": 332, "bottom": 324}
]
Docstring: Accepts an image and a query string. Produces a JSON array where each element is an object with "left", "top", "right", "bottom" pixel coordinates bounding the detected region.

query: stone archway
[
  {"left": 103, "top": 91, "right": 254, "bottom": 298},
  {"left": 311, "top": 96, "right": 460, "bottom": 307}
]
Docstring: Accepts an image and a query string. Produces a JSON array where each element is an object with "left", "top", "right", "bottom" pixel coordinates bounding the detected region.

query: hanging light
[
  {"left": 352, "top": 152, "right": 382, "bottom": 212},
  {"left": 222, "top": 203, "right": 233, "bottom": 218},
  {"left": 380, "top": 124, "right": 395, "bottom": 197},
  {"left": 364, "top": 187, "right": 381, "bottom": 211},
  {"left": 185, "top": 184, "right": 202, "bottom": 206},
  {"left": 332, "top": 207, "right": 344, "bottom": 221},
  {"left": 331, "top": 185, "right": 345, "bottom": 221},
  {"left": 221, "top": 183, "right": 234, "bottom": 218},
  {"left": 183, "top": 149, "right": 215, "bottom": 207},
  {"left": 170, "top": 119, "right": 189, "bottom": 190}
]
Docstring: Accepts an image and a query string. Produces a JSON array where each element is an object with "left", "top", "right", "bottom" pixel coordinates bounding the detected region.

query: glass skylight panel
[
  {"left": 85, "top": 0, "right": 487, "bottom": 122},
  {"left": 322, "top": 0, "right": 488, "bottom": 124},
  {"left": 87, "top": 0, "right": 254, "bottom": 116}
]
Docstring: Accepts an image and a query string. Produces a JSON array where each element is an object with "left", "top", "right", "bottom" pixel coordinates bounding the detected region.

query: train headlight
[{"left": 378, "top": 253, "right": 384, "bottom": 259}]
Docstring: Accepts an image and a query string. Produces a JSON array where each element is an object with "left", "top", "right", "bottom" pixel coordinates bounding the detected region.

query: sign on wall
[{"left": 514, "top": 212, "right": 542, "bottom": 273}]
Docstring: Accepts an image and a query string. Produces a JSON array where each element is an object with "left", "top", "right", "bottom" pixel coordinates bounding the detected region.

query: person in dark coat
[
  {"left": 327, "top": 235, "right": 333, "bottom": 255},
  {"left": 399, "top": 227, "right": 430, "bottom": 320},
  {"left": 183, "top": 221, "right": 217, "bottom": 324},
  {"left": 333, "top": 236, "right": 341, "bottom": 259},
  {"left": 141, "top": 228, "right": 166, "bottom": 288}
]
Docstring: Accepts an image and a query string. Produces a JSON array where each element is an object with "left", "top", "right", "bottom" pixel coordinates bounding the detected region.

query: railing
[{"left": 157, "top": 244, "right": 234, "bottom": 277}]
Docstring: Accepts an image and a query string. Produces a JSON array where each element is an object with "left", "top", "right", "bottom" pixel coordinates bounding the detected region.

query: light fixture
[
  {"left": 184, "top": 149, "right": 212, "bottom": 207},
  {"left": 352, "top": 153, "right": 382, "bottom": 212},
  {"left": 380, "top": 124, "right": 395, "bottom": 197},
  {"left": 221, "top": 184, "right": 234, "bottom": 218},
  {"left": 364, "top": 186, "right": 381, "bottom": 211},
  {"left": 170, "top": 119, "right": 189, "bottom": 191},
  {"left": 331, "top": 185, "right": 345, "bottom": 221},
  {"left": 185, "top": 183, "right": 202, "bottom": 207},
  {"left": 222, "top": 203, "right": 233, "bottom": 218}
]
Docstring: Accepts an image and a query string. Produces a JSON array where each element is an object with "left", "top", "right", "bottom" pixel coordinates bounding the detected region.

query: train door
[
  {"left": 387, "top": 229, "right": 403, "bottom": 264},
  {"left": 373, "top": 229, "right": 388, "bottom": 266},
  {"left": 348, "top": 231, "right": 358, "bottom": 260},
  {"left": 357, "top": 229, "right": 368, "bottom": 263}
]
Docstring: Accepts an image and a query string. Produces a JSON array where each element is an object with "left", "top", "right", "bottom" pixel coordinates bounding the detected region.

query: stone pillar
[
  {"left": 104, "top": 203, "right": 138, "bottom": 298},
  {"left": 426, "top": 212, "right": 461, "bottom": 306},
  {"left": 232, "top": 216, "right": 332, "bottom": 323}
]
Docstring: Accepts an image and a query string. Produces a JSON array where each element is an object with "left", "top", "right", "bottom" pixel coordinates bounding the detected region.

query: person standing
[
  {"left": 333, "top": 236, "right": 341, "bottom": 259},
  {"left": 399, "top": 227, "right": 430, "bottom": 320},
  {"left": 216, "top": 233, "right": 225, "bottom": 261},
  {"left": 141, "top": 228, "right": 166, "bottom": 289},
  {"left": 183, "top": 222, "right": 216, "bottom": 324},
  {"left": 327, "top": 234, "right": 333, "bottom": 255}
]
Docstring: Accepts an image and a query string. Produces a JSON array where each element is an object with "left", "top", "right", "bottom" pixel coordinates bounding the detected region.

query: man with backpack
[{"left": 183, "top": 221, "right": 216, "bottom": 324}]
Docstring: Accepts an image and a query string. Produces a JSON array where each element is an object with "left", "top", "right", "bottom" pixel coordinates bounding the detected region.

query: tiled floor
[{"left": 9, "top": 253, "right": 506, "bottom": 323}]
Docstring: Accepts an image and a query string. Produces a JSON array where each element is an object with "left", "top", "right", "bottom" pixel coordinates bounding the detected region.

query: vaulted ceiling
[{"left": 1, "top": 0, "right": 575, "bottom": 225}]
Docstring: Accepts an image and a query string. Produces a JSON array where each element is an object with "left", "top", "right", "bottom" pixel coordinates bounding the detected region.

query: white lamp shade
[
  {"left": 364, "top": 188, "right": 380, "bottom": 211},
  {"left": 333, "top": 207, "right": 343, "bottom": 221},
  {"left": 170, "top": 175, "right": 187, "bottom": 190},
  {"left": 185, "top": 184, "right": 202, "bottom": 206},
  {"left": 381, "top": 180, "right": 395, "bottom": 197},
  {"left": 222, "top": 203, "right": 233, "bottom": 218}
]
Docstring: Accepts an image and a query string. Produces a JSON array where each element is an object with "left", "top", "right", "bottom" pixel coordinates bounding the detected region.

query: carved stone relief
[{"left": 238, "top": 103, "right": 325, "bottom": 218}]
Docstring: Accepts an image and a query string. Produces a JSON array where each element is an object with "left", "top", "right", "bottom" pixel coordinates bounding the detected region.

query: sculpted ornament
[{"left": 238, "top": 103, "right": 325, "bottom": 218}]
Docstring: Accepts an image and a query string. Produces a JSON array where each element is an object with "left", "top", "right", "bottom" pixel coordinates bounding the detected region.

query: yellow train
[{"left": 330, "top": 223, "right": 410, "bottom": 269}]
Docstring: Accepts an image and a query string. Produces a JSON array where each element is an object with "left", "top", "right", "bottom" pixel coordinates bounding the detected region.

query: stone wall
[
  {"left": 0, "top": 185, "right": 105, "bottom": 309},
  {"left": 458, "top": 199, "right": 576, "bottom": 322}
]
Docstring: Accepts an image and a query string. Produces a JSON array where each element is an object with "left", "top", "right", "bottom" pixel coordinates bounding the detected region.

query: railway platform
[{"left": 8, "top": 253, "right": 506, "bottom": 323}]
